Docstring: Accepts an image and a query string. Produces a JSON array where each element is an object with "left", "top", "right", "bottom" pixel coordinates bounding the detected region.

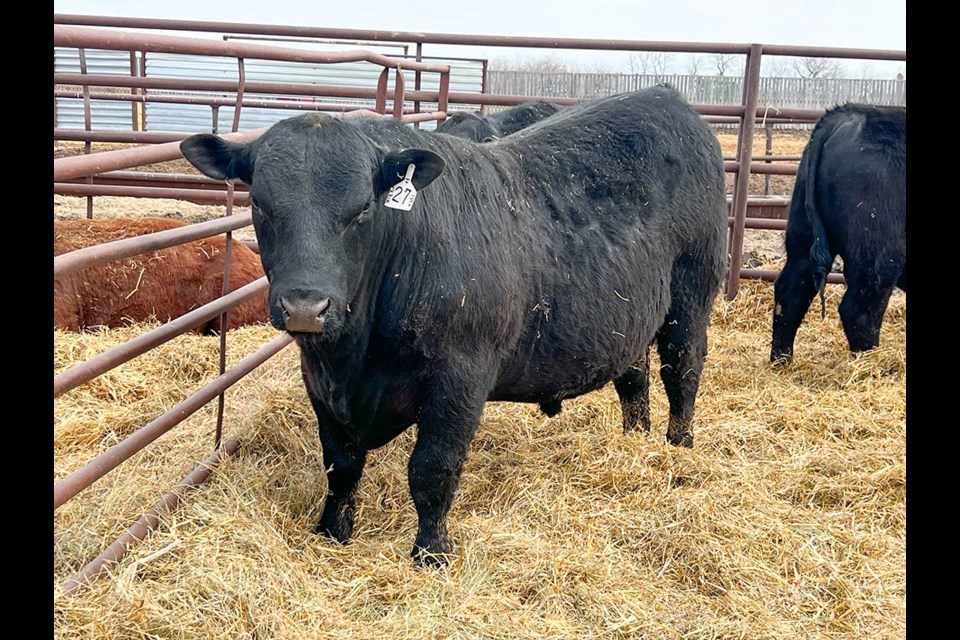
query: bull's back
[
  {"left": 504, "top": 87, "right": 726, "bottom": 240},
  {"left": 488, "top": 89, "right": 726, "bottom": 400},
  {"left": 54, "top": 217, "right": 268, "bottom": 332}
]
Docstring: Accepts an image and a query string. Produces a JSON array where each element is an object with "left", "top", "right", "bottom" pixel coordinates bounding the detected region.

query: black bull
[
  {"left": 181, "top": 86, "right": 727, "bottom": 566},
  {"left": 771, "top": 103, "right": 906, "bottom": 363},
  {"left": 435, "top": 100, "right": 563, "bottom": 142}
]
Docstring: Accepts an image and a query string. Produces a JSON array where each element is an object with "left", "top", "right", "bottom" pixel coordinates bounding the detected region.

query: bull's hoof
[
  {"left": 315, "top": 512, "right": 354, "bottom": 544},
  {"left": 621, "top": 406, "right": 651, "bottom": 434},
  {"left": 666, "top": 432, "right": 694, "bottom": 448},
  {"left": 770, "top": 355, "right": 793, "bottom": 369},
  {"left": 411, "top": 540, "right": 453, "bottom": 568},
  {"left": 315, "top": 525, "right": 351, "bottom": 545},
  {"left": 539, "top": 400, "right": 562, "bottom": 417},
  {"left": 665, "top": 416, "right": 694, "bottom": 448},
  {"left": 770, "top": 350, "right": 793, "bottom": 367}
]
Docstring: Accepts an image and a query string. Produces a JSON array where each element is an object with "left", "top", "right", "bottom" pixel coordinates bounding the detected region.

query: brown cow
[{"left": 54, "top": 217, "right": 269, "bottom": 333}]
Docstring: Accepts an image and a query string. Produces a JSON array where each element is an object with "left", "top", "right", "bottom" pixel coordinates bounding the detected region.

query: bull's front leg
[
  {"left": 315, "top": 418, "right": 367, "bottom": 543},
  {"left": 301, "top": 353, "right": 368, "bottom": 543},
  {"left": 408, "top": 363, "right": 490, "bottom": 567}
]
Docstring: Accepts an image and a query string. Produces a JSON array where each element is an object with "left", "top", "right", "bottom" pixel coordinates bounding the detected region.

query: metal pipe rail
[
  {"left": 61, "top": 437, "right": 243, "bottom": 595},
  {"left": 53, "top": 91, "right": 387, "bottom": 116},
  {"left": 55, "top": 71, "right": 832, "bottom": 123},
  {"left": 53, "top": 14, "right": 906, "bottom": 61},
  {"left": 55, "top": 129, "right": 192, "bottom": 144},
  {"left": 742, "top": 268, "right": 845, "bottom": 285},
  {"left": 54, "top": 333, "right": 293, "bottom": 511},
  {"left": 54, "top": 183, "right": 248, "bottom": 204},
  {"left": 54, "top": 127, "right": 265, "bottom": 182},
  {"left": 55, "top": 26, "right": 451, "bottom": 74},
  {"left": 62, "top": 170, "right": 245, "bottom": 189},
  {"left": 54, "top": 212, "right": 253, "bottom": 279},
  {"left": 54, "top": 278, "right": 268, "bottom": 399}
]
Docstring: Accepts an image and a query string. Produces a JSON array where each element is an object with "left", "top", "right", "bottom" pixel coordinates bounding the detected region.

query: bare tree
[
  {"left": 763, "top": 56, "right": 794, "bottom": 78},
  {"left": 576, "top": 61, "right": 618, "bottom": 73},
  {"left": 625, "top": 52, "right": 672, "bottom": 77},
  {"left": 490, "top": 55, "right": 568, "bottom": 73},
  {"left": 856, "top": 62, "right": 879, "bottom": 79},
  {"left": 685, "top": 54, "right": 704, "bottom": 76},
  {"left": 713, "top": 53, "right": 736, "bottom": 77},
  {"left": 793, "top": 57, "right": 846, "bottom": 79}
]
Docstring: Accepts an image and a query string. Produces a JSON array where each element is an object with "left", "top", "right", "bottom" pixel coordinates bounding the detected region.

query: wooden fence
[{"left": 488, "top": 72, "right": 906, "bottom": 117}]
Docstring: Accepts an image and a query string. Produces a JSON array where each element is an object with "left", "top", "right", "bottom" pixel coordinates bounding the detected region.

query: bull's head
[
  {"left": 180, "top": 114, "right": 445, "bottom": 341},
  {"left": 434, "top": 112, "right": 500, "bottom": 143}
]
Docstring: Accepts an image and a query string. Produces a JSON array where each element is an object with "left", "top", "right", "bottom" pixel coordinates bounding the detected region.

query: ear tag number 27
[{"left": 384, "top": 164, "right": 418, "bottom": 211}]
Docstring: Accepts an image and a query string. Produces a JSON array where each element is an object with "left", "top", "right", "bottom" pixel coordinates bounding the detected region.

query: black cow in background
[
  {"left": 433, "top": 112, "right": 501, "bottom": 142},
  {"left": 435, "top": 100, "right": 563, "bottom": 142},
  {"left": 181, "top": 86, "right": 727, "bottom": 566},
  {"left": 491, "top": 100, "right": 564, "bottom": 135},
  {"left": 771, "top": 103, "right": 906, "bottom": 363}
]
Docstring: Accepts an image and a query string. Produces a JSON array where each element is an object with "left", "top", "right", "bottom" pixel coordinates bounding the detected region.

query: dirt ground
[{"left": 53, "top": 128, "right": 811, "bottom": 264}]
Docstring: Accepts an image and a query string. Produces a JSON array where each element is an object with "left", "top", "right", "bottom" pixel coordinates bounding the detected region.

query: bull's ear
[
  {"left": 378, "top": 148, "right": 445, "bottom": 193},
  {"left": 180, "top": 134, "right": 252, "bottom": 183}
]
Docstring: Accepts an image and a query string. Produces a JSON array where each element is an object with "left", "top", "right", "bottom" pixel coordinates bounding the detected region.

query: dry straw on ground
[{"left": 53, "top": 278, "right": 905, "bottom": 639}]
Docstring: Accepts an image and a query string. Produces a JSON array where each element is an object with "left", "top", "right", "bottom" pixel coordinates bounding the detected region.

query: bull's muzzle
[{"left": 278, "top": 295, "right": 331, "bottom": 333}]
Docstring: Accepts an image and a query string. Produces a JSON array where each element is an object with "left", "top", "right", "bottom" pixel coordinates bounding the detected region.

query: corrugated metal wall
[
  {"left": 55, "top": 48, "right": 135, "bottom": 131},
  {"left": 55, "top": 40, "right": 484, "bottom": 134},
  {"left": 144, "top": 51, "right": 483, "bottom": 132}
]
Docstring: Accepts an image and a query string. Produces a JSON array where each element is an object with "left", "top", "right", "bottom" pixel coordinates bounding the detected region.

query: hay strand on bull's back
[{"left": 53, "top": 280, "right": 904, "bottom": 639}]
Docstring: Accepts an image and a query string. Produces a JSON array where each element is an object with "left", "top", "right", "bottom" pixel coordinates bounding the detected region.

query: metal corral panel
[
  {"left": 54, "top": 47, "right": 135, "bottom": 130},
  {"left": 143, "top": 47, "right": 483, "bottom": 133}
]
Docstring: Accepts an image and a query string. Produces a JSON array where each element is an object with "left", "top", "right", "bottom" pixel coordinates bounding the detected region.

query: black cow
[
  {"left": 433, "top": 112, "right": 500, "bottom": 142},
  {"left": 434, "top": 101, "right": 563, "bottom": 142},
  {"left": 491, "top": 100, "right": 564, "bottom": 136},
  {"left": 771, "top": 104, "right": 906, "bottom": 363},
  {"left": 181, "top": 85, "right": 726, "bottom": 566}
]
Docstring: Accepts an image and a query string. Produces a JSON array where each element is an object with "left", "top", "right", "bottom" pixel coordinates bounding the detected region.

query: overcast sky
[{"left": 54, "top": 0, "right": 906, "bottom": 76}]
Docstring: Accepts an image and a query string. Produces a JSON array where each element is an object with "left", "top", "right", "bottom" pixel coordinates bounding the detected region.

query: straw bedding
[{"left": 53, "top": 277, "right": 905, "bottom": 639}]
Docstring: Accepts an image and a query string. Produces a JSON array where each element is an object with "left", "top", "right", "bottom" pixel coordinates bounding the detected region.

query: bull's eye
[{"left": 355, "top": 203, "right": 372, "bottom": 225}]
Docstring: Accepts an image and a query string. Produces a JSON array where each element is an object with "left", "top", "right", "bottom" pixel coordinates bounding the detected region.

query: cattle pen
[{"left": 53, "top": 15, "right": 906, "bottom": 639}]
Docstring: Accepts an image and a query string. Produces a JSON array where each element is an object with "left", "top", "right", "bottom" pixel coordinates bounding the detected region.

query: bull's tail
[{"left": 804, "top": 126, "right": 833, "bottom": 320}]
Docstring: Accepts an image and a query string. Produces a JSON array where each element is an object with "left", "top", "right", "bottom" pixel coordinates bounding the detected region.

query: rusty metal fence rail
[{"left": 53, "top": 14, "right": 905, "bottom": 594}]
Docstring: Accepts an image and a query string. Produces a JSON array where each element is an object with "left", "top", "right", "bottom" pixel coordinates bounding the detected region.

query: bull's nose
[{"left": 279, "top": 296, "right": 331, "bottom": 333}]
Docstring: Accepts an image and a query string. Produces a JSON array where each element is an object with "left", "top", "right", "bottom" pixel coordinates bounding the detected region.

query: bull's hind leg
[
  {"left": 838, "top": 259, "right": 902, "bottom": 353},
  {"left": 614, "top": 347, "right": 651, "bottom": 434},
  {"left": 539, "top": 400, "right": 562, "bottom": 417},
  {"left": 656, "top": 253, "right": 720, "bottom": 448},
  {"left": 896, "top": 261, "right": 907, "bottom": 292},
  {"left": 771, "top": 254, "right": 820, "bottom": 365},
  {"left": 656, "top": 317, "right": 708, "bottom": 448}
]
